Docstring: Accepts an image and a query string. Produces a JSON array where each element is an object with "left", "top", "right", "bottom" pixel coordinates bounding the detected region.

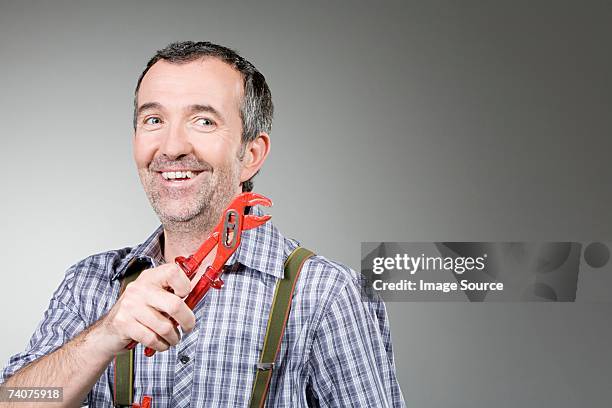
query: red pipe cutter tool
[{"left": 124, "top": 192, "right": 272, "bottom": 357}]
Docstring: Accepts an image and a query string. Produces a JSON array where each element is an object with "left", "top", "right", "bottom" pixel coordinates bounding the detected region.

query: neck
[
  {"left": 162, "top": 219, "right": 220, "bottom": 291},
  {"left": 161, "top": 213, "right": 218, "bottom": 264}
]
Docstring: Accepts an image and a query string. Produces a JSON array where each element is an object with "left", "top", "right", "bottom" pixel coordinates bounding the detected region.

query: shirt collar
[
  {"left": 111, "top": 225, "right": 165, "bottom": 281},
  {"left": 226, "top": 205, "right": 286, "bottom": 279},
  {"left": 112, "top": 206, "right": 286, "bottom": 281}
]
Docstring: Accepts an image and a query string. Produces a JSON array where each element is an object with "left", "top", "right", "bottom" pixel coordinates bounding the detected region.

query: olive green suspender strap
[
  {"left": 248, "top": 247, "right": 314, "bottom": 408},
  {"left": 114, "top": 258, "right": 149, "bottom": 408},
  {"left": 113, "top": 247, "right": 314, "bottom": 408}
]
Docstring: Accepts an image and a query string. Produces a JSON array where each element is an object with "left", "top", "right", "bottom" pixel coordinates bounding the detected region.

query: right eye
[{"left": 144, "top": 116, "right": 162, "bottom": 125}]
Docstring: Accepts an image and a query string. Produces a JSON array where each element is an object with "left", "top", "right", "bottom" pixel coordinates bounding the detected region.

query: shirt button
[{"left": 179, "top": 355, "right": 190, "bottom": 364}]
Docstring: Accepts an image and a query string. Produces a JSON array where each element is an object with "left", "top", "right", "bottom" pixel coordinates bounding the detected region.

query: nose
[{"left": 159, "top": 122, "right": 192, "bottom": 160}]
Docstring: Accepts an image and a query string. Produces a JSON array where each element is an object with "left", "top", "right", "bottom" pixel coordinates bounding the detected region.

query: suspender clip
[{"left": 256, "top": 362, "right": 275, "bottom": 371}]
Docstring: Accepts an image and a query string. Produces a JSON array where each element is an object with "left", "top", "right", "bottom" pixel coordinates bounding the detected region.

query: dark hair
[{"left": 133, "top": 41, "right": 274, "bottom": 192}]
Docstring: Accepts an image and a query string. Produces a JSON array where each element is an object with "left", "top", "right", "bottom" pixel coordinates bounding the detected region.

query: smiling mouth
[{"left": 160, "top": 170, "right": 203, "bottom": 181}]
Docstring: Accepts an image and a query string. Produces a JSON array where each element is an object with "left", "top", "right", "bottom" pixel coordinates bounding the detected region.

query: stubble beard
[{"left": 139, "top": 160, "right": 241, "bottom": 235}]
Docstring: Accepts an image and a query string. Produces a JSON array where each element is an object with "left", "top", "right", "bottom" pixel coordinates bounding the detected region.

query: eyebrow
[
  {"left": 136, "top": 102, "right": 163, "bottom": 117},
  {"left": 136, "top": 102, "right": 224, "bottom": 121},
  {"left": 186, "top": 104, "right": 222, "bottom": 118}
]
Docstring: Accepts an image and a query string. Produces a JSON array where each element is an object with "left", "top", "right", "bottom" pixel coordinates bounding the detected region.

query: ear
[{"left": 239, "top": 132, "right": 271, "bottom": 183}]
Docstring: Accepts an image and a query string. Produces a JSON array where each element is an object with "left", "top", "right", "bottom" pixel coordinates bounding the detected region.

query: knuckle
[
  {"left": 180, "top": 315, "right": 195, "bottom": 333},
  {"left": 143, "top": 332, "right": 157, "bottom": 346},
  {"left": 110, "top": 306, "right": 132, "bottom": 327},
  {"left": 166, "top": 264, "right": 179, "bottom": 277},
  {"left": 178, "top": 271, "right": 189, "bottom": 283},
  {"left": 187, "top": 314, "right": 196, "bottom": 330},
  {"left": 175, "top": 285, "right": 190, "bottom": 298},
  {"left": 159, "top": 322, "right": 174, "bottom": 337},
  {"left": 120, "top": 296, "right": 135, "bottom": 310},
  {"left": 123, "top": 282, "right": 141, "bottom": 297},
  {"left": 168, "top": 297, "right": 184, "bottom": 315},
  {"left": 155, "top": 342, "right": 169, "bottom": 352}
]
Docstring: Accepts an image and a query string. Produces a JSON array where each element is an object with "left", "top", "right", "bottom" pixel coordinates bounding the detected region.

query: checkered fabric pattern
[{"left": 1, "top": 207, "right": 405, "bottom": 407}]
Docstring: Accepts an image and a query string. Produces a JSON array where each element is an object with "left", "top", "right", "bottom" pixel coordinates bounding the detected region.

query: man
[{"left": 1, "top": 41, "right": 405, "bottom": 407}]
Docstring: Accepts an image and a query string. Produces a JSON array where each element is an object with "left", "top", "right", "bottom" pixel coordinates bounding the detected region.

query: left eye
[{"left": 195, "top": 118, "right": 214, "bottom": 126}]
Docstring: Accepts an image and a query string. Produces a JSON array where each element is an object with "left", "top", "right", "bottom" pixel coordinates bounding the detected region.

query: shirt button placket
[{"left": 170, "top": 329, "right": 198, "bottom": 407}]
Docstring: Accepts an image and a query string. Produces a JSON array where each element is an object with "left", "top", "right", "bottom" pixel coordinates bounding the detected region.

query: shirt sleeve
[
  {"left": 307, "top": 277, "right": 406, "bottom": 407},
  {"left": 0, "top": 264, "right": 88, "bottom": 383}
]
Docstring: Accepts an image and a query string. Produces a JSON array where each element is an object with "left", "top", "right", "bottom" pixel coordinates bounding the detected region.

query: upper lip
[{"left": 156, "top": 169, "right": 204, "bottom": 172}]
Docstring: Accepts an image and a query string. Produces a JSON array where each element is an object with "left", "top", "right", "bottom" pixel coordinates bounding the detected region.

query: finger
[
  {"left": 146, "top": 287, "right": 196, "bottom": 333},
  {"left": 126, "top": 321, "right": 171, "bottom": 353},
  {"left": 164, "top": 264, "right": 192, "bottom": 298},
  {"left": 131, "top": 305, "right": 181, "bottom": 346},
  {"left": 145, "top": 264, "right": 191, "bottom": 298}
]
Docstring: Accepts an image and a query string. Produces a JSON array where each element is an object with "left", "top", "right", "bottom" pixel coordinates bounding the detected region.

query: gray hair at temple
[{"left": 132, "top": 41, "right": 274, "bottom": 192}]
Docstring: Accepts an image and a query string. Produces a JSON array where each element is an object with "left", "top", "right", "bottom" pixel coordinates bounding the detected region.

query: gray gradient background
[{"left": 1, "top": 1, "right": 611, "bottom": 407}]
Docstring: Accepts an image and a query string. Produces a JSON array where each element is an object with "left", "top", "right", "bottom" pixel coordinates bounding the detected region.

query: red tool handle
[
  {"left": 132, "top": 395, "right": 152, "bottom": 408},
  {"left": 143, "top": 266, "right": 223, "bottom": 356}
]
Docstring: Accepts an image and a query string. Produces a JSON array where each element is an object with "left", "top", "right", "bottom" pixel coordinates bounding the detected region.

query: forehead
[{"left": 137, "top": 58, "right": 244, "bottom": 113}]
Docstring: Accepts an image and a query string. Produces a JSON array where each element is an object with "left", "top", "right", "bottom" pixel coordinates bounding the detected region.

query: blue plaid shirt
[{"left": 2, "top": 207, "right": 405, "bottom": 407}]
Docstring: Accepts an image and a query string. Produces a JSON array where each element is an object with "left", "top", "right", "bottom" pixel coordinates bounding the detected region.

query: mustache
[{"left": 149, "top": 155, "right": 213, "bottom": 172}]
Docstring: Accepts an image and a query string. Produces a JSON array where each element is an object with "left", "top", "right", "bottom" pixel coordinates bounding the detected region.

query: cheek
[
  {"left": 193, "top": 136, "right": 239, "bottom": 168},
  {"left": 133, "top": 135, "right": 158, "bottom": 169}
]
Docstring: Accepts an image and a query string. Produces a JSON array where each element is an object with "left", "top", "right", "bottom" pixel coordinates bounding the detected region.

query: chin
[
  {"left": 161, "top": 213, "right": 199, "bottom": 223},
  {"left": 155, "top": 202, "right": 203, "bottom": 223}
]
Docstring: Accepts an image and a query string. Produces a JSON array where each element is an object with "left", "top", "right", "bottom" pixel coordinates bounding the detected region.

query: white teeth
[{"left": 161, "top": 171, "right": 197, "bottom": 180}]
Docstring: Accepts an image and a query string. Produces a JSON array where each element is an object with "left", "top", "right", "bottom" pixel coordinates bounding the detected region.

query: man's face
[{"left": 133, "top": 58, "right": 246, "bottom": 228}]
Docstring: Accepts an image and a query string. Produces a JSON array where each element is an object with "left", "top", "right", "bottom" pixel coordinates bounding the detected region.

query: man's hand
[
  {"left": 96, "top": 263, "right": 196, "bottom": 358},
  {"left": 0, "top": 264, "right": 196, "bottom": 407}
]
